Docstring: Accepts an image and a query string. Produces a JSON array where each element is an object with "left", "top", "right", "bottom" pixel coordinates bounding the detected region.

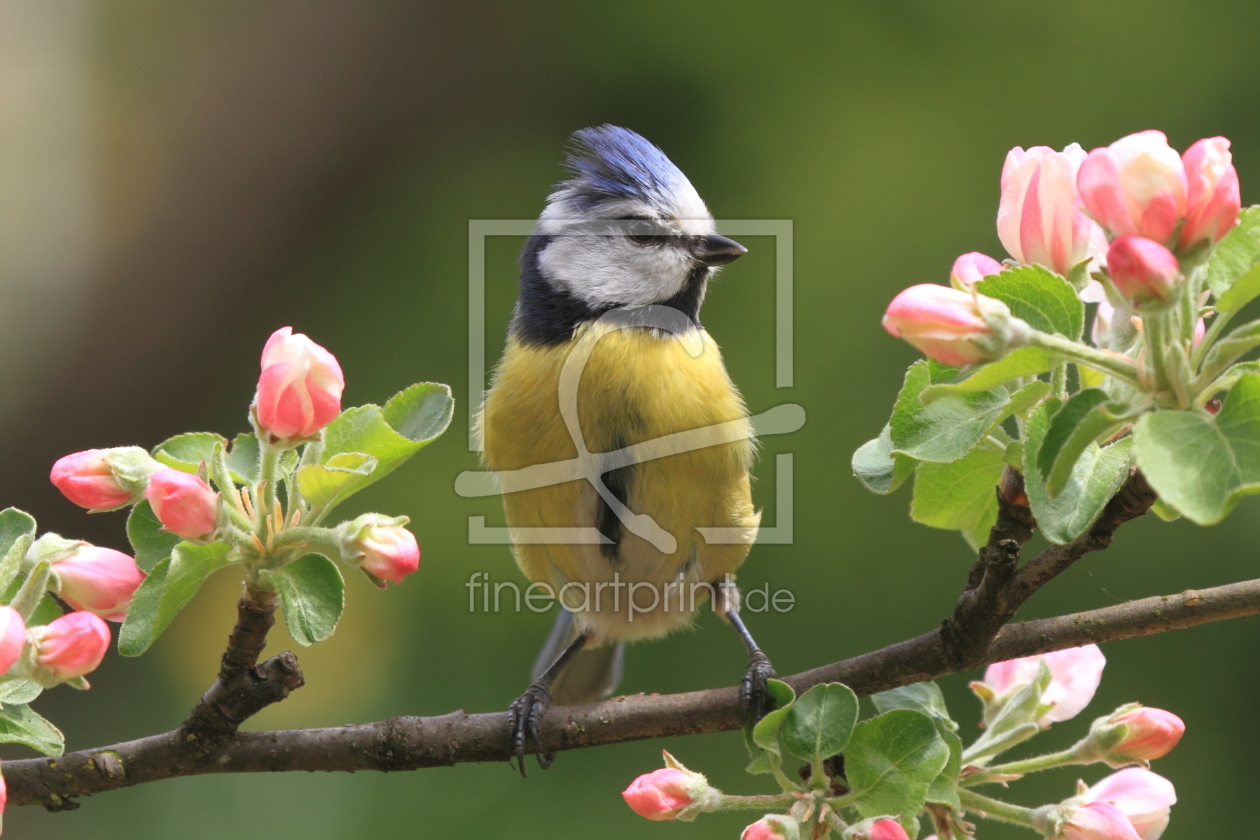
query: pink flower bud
[
  {"left": 255, "top": 327, "right": 345, "bottom": 441},
  {"left": 976, "top": 644, "right": 1106, "bottom": 726},
  {"left": 998, "top": 144, "right": 1107, "bottom": 276},
  {"left": 950, "top": 252, "right": 1004, "bottom": 288},
  {"left": 1108, "top": 706, "right": 1185, "bottom": 764},
  {"left": 1106, "top": 237, "right": 1181, "bottom": 305},
  {"left": 1179, "top": 137, "right": 1240, "bottom": 249},
  {"left": 50, "top": 450, "right": 134, "bottom": 510},
  {"left": 0, "top": 607, "right": 26, "bottom": 675},
  {"left": 335, "top": 514, "right": 421, "bottom": 586},
  {"left": 1057, "top": 769, "right": 1176, "bottom": 840},
  {"left": 358, "top": 524, "right": 420, "bottom": 583},
  {"left": 741, "top": 814, "right": 800, "bottom": 840},
  {"left": 850, "top": 818, "right": 912, "bottom": 840},
  {"left": 31, "top": 611, "right": 111, "bottom": 682},
  {"left": 1078, "top": 131, "right": 1187, "bottom": 246},
  {"left": 623, "top": 768, "right": 696, "bottom": 821},
  {"left": 51, "top": 545, "right": 145, "bottom": 622},
  {"left": 1055, "top": 802, "right": 1145, "bottom": 840},
  {"left": 0, "top": 757, "right": 7, "bottom": 831},
  {"left": 882, "top": 284, "right": 1000, "bottom": 366},
  {"left": 145, "top": 468, "right": 219, "bottom": 542}
]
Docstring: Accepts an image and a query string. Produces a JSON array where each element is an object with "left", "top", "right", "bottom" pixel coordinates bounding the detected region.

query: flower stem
[
  {"left": 1051, "top": 362, "right": 1068, "bottom": 400},
  {"left": 713, "top": 793, "right": 798, "bottom": 811},
  {"left": 1026, "top": 331, "right": 1141, "bottom": 389},
  {"left": 257, "top": 442, "right": 282, "bottom": 528},
  {"left": 1143, "top": 310, "right": 1173, "bottom": 393},
  {"left": 962, "top": 747, "right": 1081, "bottom": 785},
  {"left": 958, "top": 789, "right": 1039, "bottom": 829}
]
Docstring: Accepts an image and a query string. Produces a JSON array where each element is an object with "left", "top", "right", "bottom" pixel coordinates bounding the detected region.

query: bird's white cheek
[{"left": 539, "top": 241, "right": 691, "bottom": 308}]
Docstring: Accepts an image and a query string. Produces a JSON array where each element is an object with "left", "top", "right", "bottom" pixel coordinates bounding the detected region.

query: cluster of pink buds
[
  {"left": 48, "top": 328, "right": 420, "bottom": 589},
  {"left": 881, "top": 130, "right": 1241, "bottom": 365}
]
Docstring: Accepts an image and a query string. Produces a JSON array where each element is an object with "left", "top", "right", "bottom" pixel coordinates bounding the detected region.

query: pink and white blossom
[
  {"left": 998, "top": 144, "right": 1107, "bottom": 276},
  {"left": 255, "top": 327, "right": 344, "bottom": 441}
]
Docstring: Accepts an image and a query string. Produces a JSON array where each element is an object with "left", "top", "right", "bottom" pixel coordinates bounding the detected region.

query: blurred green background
[{"left": 1, "top": 0, "right": 1256, "bottom": 837}]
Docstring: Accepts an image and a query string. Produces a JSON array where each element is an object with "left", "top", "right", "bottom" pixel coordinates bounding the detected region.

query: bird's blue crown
[{"left": 553, "top": 125, "right": 689, "bottom": 211}]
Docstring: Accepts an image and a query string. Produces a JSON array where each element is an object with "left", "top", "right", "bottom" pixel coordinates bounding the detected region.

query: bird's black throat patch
[{"left": 510, "top": 233, "right": 708, "bottom": 347}]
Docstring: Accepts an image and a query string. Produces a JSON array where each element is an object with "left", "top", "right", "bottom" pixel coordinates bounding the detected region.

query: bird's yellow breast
[{"left": 480, "top": 320, "right": 759, "bottom": 642}]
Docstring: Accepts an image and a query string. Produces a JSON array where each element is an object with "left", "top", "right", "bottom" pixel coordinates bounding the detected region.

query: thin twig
[
  {"left": 938, "top": 470, "right": 1157, "bottom": 670},
  {"left": 7, "top": 575, "right": 1258, "bottom": 808}
]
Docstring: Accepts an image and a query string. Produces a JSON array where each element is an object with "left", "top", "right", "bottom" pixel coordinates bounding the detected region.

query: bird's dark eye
[{"left": 626, "top": 219, "right": 658, "bottom": 245}]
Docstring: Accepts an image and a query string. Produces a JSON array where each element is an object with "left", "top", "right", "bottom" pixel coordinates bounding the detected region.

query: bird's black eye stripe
[{"left": 620, "top": 216, "right": 661, "bottom": 245}]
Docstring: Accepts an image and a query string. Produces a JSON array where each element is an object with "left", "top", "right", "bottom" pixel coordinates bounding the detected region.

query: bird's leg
[
  {"left": 507, "top": 631, "right": 588, "bottom": 777},
  {"left": 716, "top": 581, "right": 777, "bottom": 727}
]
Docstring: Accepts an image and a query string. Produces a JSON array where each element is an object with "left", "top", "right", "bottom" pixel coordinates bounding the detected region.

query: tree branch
[
  {"left": 939, "top": 469, "right": 1156, "bottom": 670},
  {"left": 21, "top": 589, "right": 304, "bottom": 812},
  {"left": 9, "top": 575, "right": 1258, "bottom": 807},
  {"left": 182, "top": 589, "right": 304, "bottom": 750}
]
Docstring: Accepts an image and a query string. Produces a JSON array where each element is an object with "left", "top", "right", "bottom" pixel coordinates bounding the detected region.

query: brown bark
[{"left": 8, "top": 574, "right": 1257, "bottom": 809}]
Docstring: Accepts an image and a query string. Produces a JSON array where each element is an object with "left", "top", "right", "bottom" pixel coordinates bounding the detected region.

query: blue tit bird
[{"left": 480, "top": 125, "right": 775, "bottom": 775}]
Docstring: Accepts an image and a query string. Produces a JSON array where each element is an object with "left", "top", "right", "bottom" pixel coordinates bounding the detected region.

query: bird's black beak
[{"left": 693, "top": 233, "right": 748, "bottom": 267}]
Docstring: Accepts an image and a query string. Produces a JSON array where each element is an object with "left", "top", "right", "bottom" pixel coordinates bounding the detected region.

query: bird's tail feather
[{"left": 532, "top": 609, "right": 625, "bottom": 706}]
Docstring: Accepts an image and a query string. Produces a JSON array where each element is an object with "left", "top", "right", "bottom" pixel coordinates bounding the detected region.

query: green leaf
[
  {"left": 998, "top": 380, "right": 1052, "bottom": 424},
  {"left": 919, "top": 347, "right": 1055, "bottom": 403},
  {"left": 118, "top": 542, "right": 234, "bottom": 656},
  {"left": 0, "top": 703, "right": 64, "bottom": 756},
  {"left": 1202, "top": 361, "right": 1260, "bottom": 400},
  {"left": 853, "top": 425, "right": 915, "bottom": 495},
  {"left": 1215, "top": 264, "right": 1260, "bottom": 315},
  {"left": 315, "top": 383, "right": 454, "bottom": 509},
  {"left": 0, "top": 680, "right": 41, "bottom": 705},
  {"left": 872, "top": 686, "right": 963, "bottom": 810},
  {"left": 1035, "top": 390, "right": 1124, "bottom": 498},
  {"left": 845, "top": 710, "right": 950, "bottom": 820},
  {"left": 27, "top": 594, "right": 62, "bottom": 627},
  {"left": 151, "top": 432, "right": 229, "bottom": 473},
  {"left": 744, "top": 679, "right": 796, "bottom": 774},
  {"left": 268, "top": 554, "right": 345, "bottom": 646},
  {"left": 871, "top": 682, "right": 954, "bottom": 727},
  {"left": 781, "top": 683, "right": 859, "bottom": 762},
  {"left": 10, "top": 562, "right": 50, "bottom": 621},
  {"left": 890, "top": 361, "right": 1009, "bottom": 463},
  {"left": 911, "top": 446, "right": 1005, "bottom": 540},
  {"left": 0, "top": 509, "right": 36, "bottom": 593},
  {"left": 926, "top": 725, "right": 963, "bottom": 810},
  {"left": 1024, "top": 402, "right": 1134, "bottom": 544},
  {"left": 1207, "top": 205, "right": 1260, "bottom": 298},
  {"left": 1134, "top": 374, "right": 1260, "bottom": 525},
  {"left": 225, "top": 433, "right": 261, "bottom": 484},
  {"left": 126, "top": 500, "right": 181, "bottom": 573},
  {"left": 976, "top": 265, "right": 1085, "bottom": 339},
  {"left": 967, "top": 664, "right": 1051, "bottom": 762},
  {"left": 1150, "top": 498, "right": 1181, "bottom": 522},
  {"left": 296, "top": 453, "right": 379, "bottom": 510}
]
